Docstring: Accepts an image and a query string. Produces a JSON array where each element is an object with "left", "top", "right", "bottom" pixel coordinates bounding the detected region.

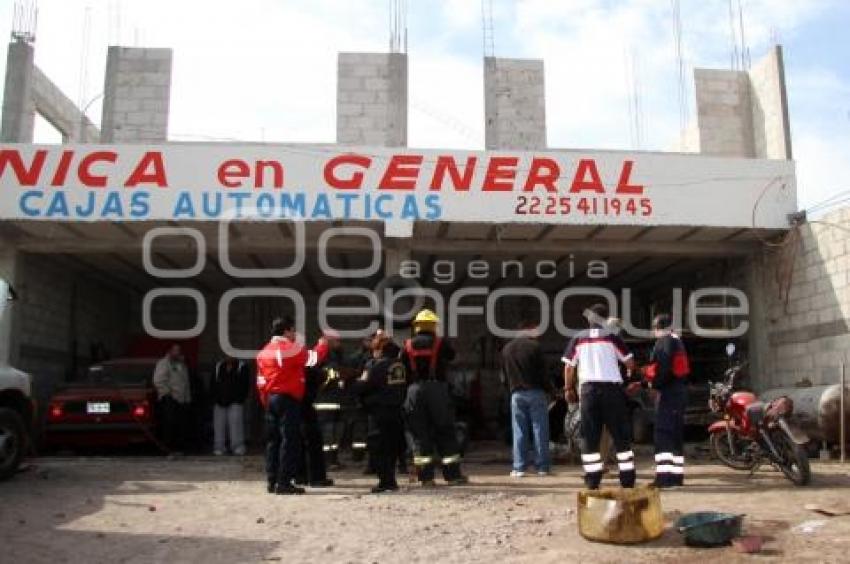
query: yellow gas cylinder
[{"left": 577, "top": 485, "right": 664, "bottom": 544}]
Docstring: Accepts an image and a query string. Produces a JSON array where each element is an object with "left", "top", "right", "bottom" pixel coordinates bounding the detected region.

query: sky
[{"left": 0, "top": 0, "right": 847, "bottom": 211}]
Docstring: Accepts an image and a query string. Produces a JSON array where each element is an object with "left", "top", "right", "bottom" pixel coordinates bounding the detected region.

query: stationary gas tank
[
  {"left": 729, "top": 391, "right": 757, "bottom": 420},
  {"left": 761, "top": 385, "right": 850, "bottom": 443}
]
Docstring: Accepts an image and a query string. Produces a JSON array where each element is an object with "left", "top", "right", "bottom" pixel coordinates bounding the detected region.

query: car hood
[{"left": 0, "top": 363, "right": 32, "bottom": 396}]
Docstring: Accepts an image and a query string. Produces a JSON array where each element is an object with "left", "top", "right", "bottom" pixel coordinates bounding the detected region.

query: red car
[{"left": 44, "top": 358, "right": 159, "bottom": 449}]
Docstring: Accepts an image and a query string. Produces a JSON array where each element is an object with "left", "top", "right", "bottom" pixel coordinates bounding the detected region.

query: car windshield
[{"left": 84, "top": 364, "right": 153, "bottom": 388}]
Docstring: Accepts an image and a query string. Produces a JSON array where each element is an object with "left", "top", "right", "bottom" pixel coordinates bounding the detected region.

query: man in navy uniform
[{"left": 640, "top": 313, "right": 690, "bottom": 487}]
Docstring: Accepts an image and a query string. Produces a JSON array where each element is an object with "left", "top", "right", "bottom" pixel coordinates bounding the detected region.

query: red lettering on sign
[
  {"left": 217, "top": 159, "right": 250, "bottom": 188},
  {"left": 0, "top": 149, "right": 46, "bottom": 186},
  {"left": 324, "top": 154, "right": 371, "bottom": 189},
  {"left": 50, "top": 151, "right": 73, "bottom": 187},
  {"left": 79, "top": 151, "right": 117, "bottom": 188},
  {"left": 523, "top": 158, "right": 560, "bottom": 193},
  {"left": 615, "top": 160, "right": 643, "bottom": 194},
  {"left": 125, "top": 152, "right": 167, "bottom": 187},
  {"left": 569, "top": 159, "right": 604, "bottom": 193},
  {"left": 429, "top": 156, "right": 477, "bottom": 191},
  {"left": 255, "top": 160, "right": 284, "bottom": 189},
  {"left": 482, "top": 157, "right": 518, "bottom": 191},
  {"left": 379, "top": 155, "right": 423, "bottom": 190}
]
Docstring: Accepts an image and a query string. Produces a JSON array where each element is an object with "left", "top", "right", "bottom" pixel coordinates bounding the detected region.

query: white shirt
[{"left": 561, "top": 328, "right": 633, "bottom": 384}]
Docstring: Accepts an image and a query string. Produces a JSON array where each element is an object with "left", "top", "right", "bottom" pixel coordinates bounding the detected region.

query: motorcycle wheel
[
  {"left": 710, "top": 430, "right": 753, "bottom": 470},
  {"left": 772, "top": 430, "right": 811, "bottom": 486}
]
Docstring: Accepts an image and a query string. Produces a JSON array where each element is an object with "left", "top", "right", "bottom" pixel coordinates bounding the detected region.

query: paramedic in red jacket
[
  {"left": 256, "top": 316, "right": 329, "bottom": 495},
  {"left": 636, "top": 313, "right": 690, "bottom": 488}
]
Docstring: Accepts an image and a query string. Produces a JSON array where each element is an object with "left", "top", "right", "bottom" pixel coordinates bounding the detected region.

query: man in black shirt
[{"left": 502, "top": 320, "right": 552, "bottom": 477}]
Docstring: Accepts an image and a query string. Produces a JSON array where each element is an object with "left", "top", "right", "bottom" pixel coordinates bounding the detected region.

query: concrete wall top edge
[{"left": 484, "top": 56, "right": 544, "bottom": 65}]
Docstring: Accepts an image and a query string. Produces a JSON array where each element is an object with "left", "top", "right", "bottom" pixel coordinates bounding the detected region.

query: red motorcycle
[{"left": 708, "top": 362, "right": 811, "bottom": 486}]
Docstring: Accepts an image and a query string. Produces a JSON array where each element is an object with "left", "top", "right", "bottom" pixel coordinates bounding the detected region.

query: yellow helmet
[{"left": 413, "top": 309, "right": 439, "bottom": 325}]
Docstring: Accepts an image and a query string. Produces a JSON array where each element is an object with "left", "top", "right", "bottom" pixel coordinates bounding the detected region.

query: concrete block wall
[
  {"left": 749, "top": 46, "right": 792, "bottom": 160},
  {"left": 484, "top": 57, "right": 546, "bottom": 150},
  {"left": 101, "top": 46, "right": 172, "bottom": 143},
  {"left": 12, "top": 253, "right": 133, "bottom": 407},
  {"left": 693, "top": 69, "right": 754, "bottom": 158},
  {"left": 337, "top": 52, "right": 407, "bottom": 147},
  {"left": 688, "top": 45, "right": 792, "bottom": 160},
  {"left": 750, "top": 207, "right": 850, "bottom": 390}
]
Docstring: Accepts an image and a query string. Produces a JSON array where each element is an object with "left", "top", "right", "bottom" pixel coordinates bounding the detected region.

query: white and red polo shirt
[{"left": 561, "top": 327, "right": 633, "bottom": 384}]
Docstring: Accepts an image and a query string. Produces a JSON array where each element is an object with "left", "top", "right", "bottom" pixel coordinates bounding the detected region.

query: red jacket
[{"left": 256, "top": 336, "right": 329, "bottom": 404}]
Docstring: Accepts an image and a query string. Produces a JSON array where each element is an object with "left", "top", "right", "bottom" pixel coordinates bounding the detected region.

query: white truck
[{"left": 0, "top": 277, "right": 34, "bottom": 480}]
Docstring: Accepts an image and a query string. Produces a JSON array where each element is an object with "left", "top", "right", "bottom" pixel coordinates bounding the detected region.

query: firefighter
[
  {"left": 638, "top": 313, "right": 690, "bottom": 488},
  {"left": 402, "top": 309, "right": 468, "bottom": 486},
  {"left": 562, "top": 304, "right": 637, "bottom": 490},
  {"left": 350, "top": 333, "right": 408, "bottom": 493},
  {"left": 296, "top": 330, "right": 341, "bottom": 487},
  {"left": 256, "top": 316, "right": 329, "bottom": 495}
]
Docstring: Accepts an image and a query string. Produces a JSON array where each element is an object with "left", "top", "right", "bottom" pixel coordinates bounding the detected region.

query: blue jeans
[{"left": 511, "top": 388, "right": 550, "bottom": 472}]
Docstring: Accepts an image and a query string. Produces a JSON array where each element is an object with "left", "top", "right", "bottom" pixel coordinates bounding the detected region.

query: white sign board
[{"left": 0, "top": 144, "right": 796, "bottom": 230}]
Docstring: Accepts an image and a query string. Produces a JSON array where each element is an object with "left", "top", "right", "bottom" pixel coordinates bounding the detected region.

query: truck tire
[
  {"left": 0, "top": 407, "right": 26, "bottom": 480},
  {"left": 631, "top": 407, "right": 652, "bottom": 445}
]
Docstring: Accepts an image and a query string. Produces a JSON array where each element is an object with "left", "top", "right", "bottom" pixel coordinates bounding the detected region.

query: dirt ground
[{"left": 2, "top": 444, "right": 850, "bottom": 563}]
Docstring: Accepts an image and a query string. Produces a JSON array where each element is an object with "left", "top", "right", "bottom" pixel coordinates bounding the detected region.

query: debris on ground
[
  {"left": 732, "top": 535, "right": 764, "bottom": 553},
  {"left": 791, "top": 520, "right": 827, "bottom": 534},
  {"left": 4, "top": 456, "right": 850, "bottom": 562},
  {"left": 805, "top": 503, "right": 850, "bottom": 517}
]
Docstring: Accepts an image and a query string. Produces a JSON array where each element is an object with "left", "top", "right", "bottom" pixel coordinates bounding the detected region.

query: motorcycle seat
[{"left": 746, "top": 402, "right": 765, "bottom": 426}]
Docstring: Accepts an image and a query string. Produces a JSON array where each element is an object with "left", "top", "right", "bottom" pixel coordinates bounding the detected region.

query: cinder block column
[
  {"left": 1, "top": 40, "right": 35, "bottom": 143},
  {"left": 100, "top": 46, "right": 173, "bottom": 143},
  {"left": 749, "top": 46, "right": 792, "bottom": 160},
  {"left": 484, "top": 57, "right": 546, "bottom": 150},
  {"left": 688, "top": 46, "right": 791, "bottom": 160},
  {"left": 336, "top": 52, "right": 407, "bottom": 147},
  {"left": 693, "top": 69, "right": 754, "bottom": 157}
]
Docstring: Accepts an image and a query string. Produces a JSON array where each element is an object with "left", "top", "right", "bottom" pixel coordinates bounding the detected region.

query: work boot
[
  {"left": 275, "top": 483, "right": 306, "bottom": 495},
  {"left": 266, "top": 481, "right": 276, "bottom": 494},
  {"left": 371, "top": 483, "right": 399, "bottom": 494},
  {"left": 652, "top": 475, "right": 681, "bottom": 489},
  {"left": 309, "top": 478, "right": 335, "bottom": 488},
  {"left": 420, "top": 479, "right": 437, "bottom": 489}
]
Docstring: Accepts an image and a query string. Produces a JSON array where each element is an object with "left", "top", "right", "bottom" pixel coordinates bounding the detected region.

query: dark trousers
[
  {"left": 404, "top": 380, "right": 462, "bottom": 482},
  {"left": 580, "top": 382, "right": 635, "bottom": 489},
  {"left": 159, "top": 396, "right": 190, "bottom": 452},
  {"left": 316, "top": 404, "right": 343, "bottom": 465},
  {"left": 265, "top": 394, "right": 302, "bottom": 487},
  {"left": 338, "top": 407, "right": 369, "bottom": 461},
  {"left": 654, "top": 382, "right": 687, "bottom": 486},
  {"left": 296, "top": 401, "right": 328, "bottom": 484},
  {"left": 368, "top": 407, "right": 406, "bottom": 487}
]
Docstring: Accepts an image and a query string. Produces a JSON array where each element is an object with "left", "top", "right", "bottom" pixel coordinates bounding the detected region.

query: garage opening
[{"left": 3, "top": 218, "right": 771, "bottom": 448}]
